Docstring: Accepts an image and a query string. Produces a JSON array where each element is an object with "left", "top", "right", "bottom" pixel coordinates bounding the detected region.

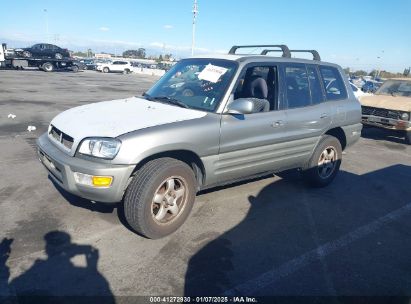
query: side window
[
  {"left": 350, "top": 83, "right": 358, "bottom": 92},
  {"left": 284, "top": 64, "right": 311, "bottom": 109},
  {"left": 319, "top": 66, "right": 348, "bottom": 100},
  {"left": 307, "top": 65, "right": 324, "bottom": 104},
  {"left": 112, "top": 61, "right": 120, "bottom": 65},
  {"left": 233, "top": 65, "right": 278, "bottom": 111}
]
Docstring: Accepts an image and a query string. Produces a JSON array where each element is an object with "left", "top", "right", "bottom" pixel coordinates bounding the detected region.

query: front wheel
[
  {"left": 103, "top": 67, "right": 109, "bottom": 73},
  {"left": 124, "top": 158, "right": 197, "bottom": 239},
  {"left": 303, "top": 135, "right": 342, "bottom": 187}
]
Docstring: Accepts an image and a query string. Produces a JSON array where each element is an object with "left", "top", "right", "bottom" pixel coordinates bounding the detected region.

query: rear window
[{"left": 319, "top": 66, "right": 347, "bottom": 101}]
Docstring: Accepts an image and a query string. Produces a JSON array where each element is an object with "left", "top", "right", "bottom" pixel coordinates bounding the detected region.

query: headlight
[
  {"left": 401, "top": 112, "right": 410, "bottom": 121},
  {"left": 78, "top": 138, "right": 121, "bottom": 159}
]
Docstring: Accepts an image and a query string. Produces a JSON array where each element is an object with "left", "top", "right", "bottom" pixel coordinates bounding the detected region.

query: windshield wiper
[{"left": 148, "top": 96, "right": 190, "bottom": 109}]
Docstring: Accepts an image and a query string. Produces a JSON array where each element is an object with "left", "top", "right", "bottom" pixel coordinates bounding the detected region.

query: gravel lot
[{"left": 1, "top": 70, "right": 411, "bottom": 299}]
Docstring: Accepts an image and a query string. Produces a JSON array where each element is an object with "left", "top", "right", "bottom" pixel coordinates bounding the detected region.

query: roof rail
[
  {"left": 261, "top": 49, "right": 321, "bottom": 61},
  {"left": 229, "top": 45, "right": 291, "bottom": 58}
]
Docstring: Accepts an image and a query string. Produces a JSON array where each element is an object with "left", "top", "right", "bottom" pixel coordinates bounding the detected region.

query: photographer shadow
[{"left": 1, "top": 231, "right": 114, "bottom": 304}]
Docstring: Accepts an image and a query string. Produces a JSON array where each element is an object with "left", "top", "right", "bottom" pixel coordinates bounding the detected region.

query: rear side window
[
  {"left": 285, "top": 64, "right": 311, "bottom": 108},
  {"left": 307, "top": 65, "right": 324, "bottom": 104},
  {"left": 350, "top": 83, "right": 358, "bottom": 92},
  {"left": 319, "top": 66, "right": 347, "bottom": 100}
]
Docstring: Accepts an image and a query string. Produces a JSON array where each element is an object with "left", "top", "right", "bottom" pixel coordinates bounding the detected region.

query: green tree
[
  {"left": 123, "top": 48, "right": 146, "bottom": 58},
  {"left": 352, "top": 70, "right": 368, "bottom": 77}
]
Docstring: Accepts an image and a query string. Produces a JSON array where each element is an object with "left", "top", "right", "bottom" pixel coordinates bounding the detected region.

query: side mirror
[{"left": 224, "top": 98, "right": 254, "bottom": 115}]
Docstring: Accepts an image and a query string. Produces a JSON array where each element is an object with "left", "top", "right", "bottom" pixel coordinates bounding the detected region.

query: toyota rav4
[{"left": 37, "top": 44, "right": 362, "bottom": 239}]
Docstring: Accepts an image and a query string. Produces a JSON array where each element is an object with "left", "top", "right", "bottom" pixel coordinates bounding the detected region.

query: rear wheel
[
  {"left": 42, "top": 62, "right": 54, "bottom": 72},
  {"left": 405, "top": 131, "right": 411, "bottom": 145},
  {"left": 71, "top": 65, "right": 79, "bottom": 73},
  {"left": 303, "top": 135, "right": 342, "bottom": 187},
  {"left": 123, "top": 68, "right": 131, "bottom": 74},
  {"left": 124, "top": 158, "right": 197, "bottom": 239}
]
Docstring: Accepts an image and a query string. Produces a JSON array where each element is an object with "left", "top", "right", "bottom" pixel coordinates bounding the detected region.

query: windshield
[
  {"left": 145, "top": 58, "right": 238, "bottom": 112},
  {"left": 377, "top": 80, "right": 411, "bottom": 97}
]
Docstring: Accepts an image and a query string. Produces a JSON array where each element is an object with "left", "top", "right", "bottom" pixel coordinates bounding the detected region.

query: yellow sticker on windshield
[{"left": 198, "top": 64, "right": 228, "bottom": 83}]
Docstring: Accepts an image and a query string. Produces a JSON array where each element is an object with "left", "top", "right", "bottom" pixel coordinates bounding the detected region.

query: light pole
[
  {"left": 376, "top": 50, "right": 384, "bottom": 79},
  {"left": 191, "top": 0, "right": 198, "bottom": 56},
  {"left": 44, "top": 9, "right": 49, "bottom": 42}
]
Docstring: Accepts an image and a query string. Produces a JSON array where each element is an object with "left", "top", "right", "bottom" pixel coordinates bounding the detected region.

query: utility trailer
[{"left": 0, "top": 43, "right": 78, "bottom": 72}]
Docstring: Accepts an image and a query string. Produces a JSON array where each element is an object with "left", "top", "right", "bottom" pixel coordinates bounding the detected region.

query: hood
[
  {"left": 50, "top": 97, "right": 207, "bottom": 153},
  {"left": 359, "top": 94, "right": 411, "bottom": 112}
]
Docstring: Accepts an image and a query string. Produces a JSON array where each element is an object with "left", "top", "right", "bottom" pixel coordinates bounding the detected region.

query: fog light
[
  {"left": 74, "top": 172, "right": 113, "bottom": 187},
  {"left": 92, "top": 176, "right": 113, "bottom": 187}
]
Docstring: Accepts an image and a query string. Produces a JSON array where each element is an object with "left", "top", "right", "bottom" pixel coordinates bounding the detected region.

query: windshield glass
[
  {"left": 145, "top": 58, "right": 238, "bottom": 112},
  {"left": 377, "top": 80, "right": 411, "bottom": 97}
]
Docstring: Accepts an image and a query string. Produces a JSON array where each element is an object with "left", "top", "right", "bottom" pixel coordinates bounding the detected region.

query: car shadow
[
  {"left": 0, "top": 231, "right": 114, "bottom": 304},
  {"left": 361, "top": 126, "right": 406, "bottom": 144},
  {"left": 184, "top": 164, "right": 411, "bottom": 297},
  {"left": 48, "top": 176, "right": 137, "bottom": 235}
]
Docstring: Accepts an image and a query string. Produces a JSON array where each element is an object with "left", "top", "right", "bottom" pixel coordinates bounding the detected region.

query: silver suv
[{"left": 37, "top": 44, "right": 362, "bottom": 239}]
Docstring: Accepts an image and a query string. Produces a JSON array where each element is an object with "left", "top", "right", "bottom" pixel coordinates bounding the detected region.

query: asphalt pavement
[{"left": 1, "top": 70, "right": 411, "bottom": 300}]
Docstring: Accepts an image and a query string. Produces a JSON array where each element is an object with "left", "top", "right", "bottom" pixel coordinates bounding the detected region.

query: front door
[{"left": 216, "top": 63, "right": 292, "bottom": 183}]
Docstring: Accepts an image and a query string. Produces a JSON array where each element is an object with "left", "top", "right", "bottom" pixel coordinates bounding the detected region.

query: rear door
[
  {"left": 280, "top": 63, "right": 332, "bottom": 163},
  {"left": 318, "top": 65, "right": 350, "bottom": 125}
]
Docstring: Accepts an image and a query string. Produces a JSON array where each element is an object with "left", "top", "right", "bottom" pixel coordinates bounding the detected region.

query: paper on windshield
[{"left": 198, "top": 64, "right": 228, "bottom": 83}]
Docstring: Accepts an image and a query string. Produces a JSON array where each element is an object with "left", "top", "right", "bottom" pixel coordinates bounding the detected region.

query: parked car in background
[
  {"left": 72, "top": 60, "right": 87, "bottom": 71},
  {"left": 359, "top": 78, "right": 411, "bottom": 144},
  {"left": 350, "top": 82, "right": 371, "bottom": 99},
  {"left": 14, "top": 43, "right": 70, "bottom": 60},
  {"left": 362, "top": 81, "right": 382, "bottom": 93},
  {"left": 79, "top": 59, "right": 97, "bottom": 70},
  {"left": 96, "top": 60, "right": 132, "bottom": 74}
]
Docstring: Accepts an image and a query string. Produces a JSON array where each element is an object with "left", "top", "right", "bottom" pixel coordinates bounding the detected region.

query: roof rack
[
  {"left": 261, "top": 49, "right": 321, "bottom": 61},
  {"left": 229, "top": 45, "right": 291, "bottom": 58}
]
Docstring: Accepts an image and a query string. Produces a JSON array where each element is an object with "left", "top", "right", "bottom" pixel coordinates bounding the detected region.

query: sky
[{"left": 0, "top": 0, "right": 410, "bottom": 72}]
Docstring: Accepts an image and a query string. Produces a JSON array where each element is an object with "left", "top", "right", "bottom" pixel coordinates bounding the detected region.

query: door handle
[
  {"left": 271, "top": 120, "right": 284, "bottom": 127},
  {"left": 320, "top": 113, "right": 328, "bottom": 119}
]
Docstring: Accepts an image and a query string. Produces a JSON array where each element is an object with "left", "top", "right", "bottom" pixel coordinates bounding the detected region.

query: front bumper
[
  {"left": 37, "top": 133, "right": 135, "bottom": 203},
  {"left": 362, "top": 115, "right": 411, "bottom": 131}
]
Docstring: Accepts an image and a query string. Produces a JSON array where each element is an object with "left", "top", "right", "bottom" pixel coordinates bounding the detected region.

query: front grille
[
  {"left": 49, "top": 125, "right": 74, "bottom": 150},
  {"left": 362, "top": 106, "right": 401, "bottom": 120}
]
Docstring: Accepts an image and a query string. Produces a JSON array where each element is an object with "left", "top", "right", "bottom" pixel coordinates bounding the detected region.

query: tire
[
  {"left": 405, "top": 131, "right": 411, "bottom": 145},
  {"left": 22, "top": 51, "right": 32, "bottom": 58},
  {"left": 42, "top": 62, "right": 54, "bottom": 72},
  {"left": 302, "top": 135, "right": 342, "bottom": 187},
  {"left": 71, "top": 65, "right": 79, "bottom": 73},
  {"left": 55, "top": 53, "right": 63, "bottom": 60},
  {"left": 103, "top": 67, "right": 109, "bottom": 73},
  {"left": 124, "top": 158, "right": 197, "bottom": 239},
  {"left": 123, "top": 69, "right": 131, "bottom": 74}
]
